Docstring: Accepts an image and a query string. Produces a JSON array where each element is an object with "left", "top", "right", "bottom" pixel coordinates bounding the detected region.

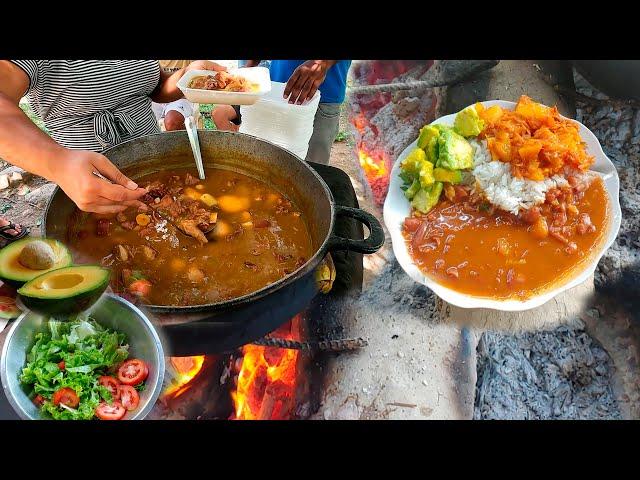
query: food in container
[
  {"left": 176, "top": 67, "right": 271, "bottom": 105},
  {"left": 66, "top": 169, "right": 314, "bottom": 307},
  {"left": 187, "top": 71, "right": 258, "bottom": 93}
]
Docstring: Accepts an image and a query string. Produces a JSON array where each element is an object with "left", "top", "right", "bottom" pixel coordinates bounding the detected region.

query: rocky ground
[{"left": 472, "top": 71, "right": 640, "bottom": 419}]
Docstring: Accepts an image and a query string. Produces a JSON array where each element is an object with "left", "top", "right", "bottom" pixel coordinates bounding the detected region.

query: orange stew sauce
[
  {"left": 67, "top": 168, "right": 313, "bottom": 306},
  {"left": 403, "top": 177, "right": 609, "bottom": 300}
]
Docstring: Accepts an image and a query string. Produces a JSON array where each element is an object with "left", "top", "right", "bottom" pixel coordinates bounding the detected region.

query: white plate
[
  {"left": 176, "top": 67, "right": 271, "bottom": 105},
  {"left": 383, "top": 100, "right": 622, "bottom": 311}
]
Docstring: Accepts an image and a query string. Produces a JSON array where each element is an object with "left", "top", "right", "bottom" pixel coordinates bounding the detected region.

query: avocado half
[
  {"left": 0, "top": 238, "right": 73, "bottom": 287},
  {"left": 17, "top": 265, "right": 110, "bottom": 316}
]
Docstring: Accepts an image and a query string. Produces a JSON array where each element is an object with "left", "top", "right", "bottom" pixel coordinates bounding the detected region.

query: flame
[
  {"left": 163, "top": 356, "right": 205, "bottom": 399},
  {"left": 231, "top": 320, "right": 300, "bottom": 420},
  {"left": 359, "top": 149, "right": 387, "bottom": 178}
]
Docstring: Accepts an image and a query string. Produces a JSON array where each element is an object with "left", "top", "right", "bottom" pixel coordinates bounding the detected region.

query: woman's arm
[
  {"left": 0, "top": 61, "right": 147, "bottom": 214},
  {"left": 151, "top": 60, "right": 228, "bottom": 104}
]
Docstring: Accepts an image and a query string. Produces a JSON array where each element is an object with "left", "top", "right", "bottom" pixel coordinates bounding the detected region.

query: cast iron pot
[
  {"left": 43, "top": 130, "right": 384, "bottom": 354},
  {"left": 572, "top": 60, "right": 640, "bottom": 101}
]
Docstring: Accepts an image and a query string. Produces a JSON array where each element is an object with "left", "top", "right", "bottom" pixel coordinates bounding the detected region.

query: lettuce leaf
[{"left": 19, "top": 317, "right": 129, "bottom": 420}]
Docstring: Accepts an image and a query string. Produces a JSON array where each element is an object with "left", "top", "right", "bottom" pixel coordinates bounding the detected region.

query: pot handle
[{"left": 327, "top": 205, "right": 385, "bottom": 254}]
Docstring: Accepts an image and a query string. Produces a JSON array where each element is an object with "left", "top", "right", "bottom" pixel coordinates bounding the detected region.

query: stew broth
[
  {"left": 403, "top": 177, "right": 609, "bottom": 299},
  {"left": 67, "top": 168, "right": 314, "bottom": 306}
]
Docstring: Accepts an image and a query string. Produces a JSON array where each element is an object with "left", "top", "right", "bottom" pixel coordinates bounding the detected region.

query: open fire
[
  {"left": 231, "top": 316, "right": 302, "bottom": 420},
  {"left": 159, "top": 316, "right": 304, "bottom": 420},
  {"left": 348, "top": 60, "right": 435, "bottom": 205},
  {"left": 164, "top": 356, "right": 206, "bottom": 399}
]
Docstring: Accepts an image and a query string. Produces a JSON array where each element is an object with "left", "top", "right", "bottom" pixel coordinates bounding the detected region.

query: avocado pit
[{"left": 18, "top": 240, "right": 56, "bottom": 270}]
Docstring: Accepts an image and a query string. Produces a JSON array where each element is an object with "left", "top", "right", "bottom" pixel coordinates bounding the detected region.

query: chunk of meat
[
  {"left": 403, "top": 217, "right": 423, "bottom": 234},
  {"left": 156, "top": 195, "right": 185, "bottom": 218},
  {"left": 178, "top": 219, "right": 208, "bottom": 244},
  {"left": 184, "top": 173, "right": 199, "bottom": 186},
  {"left": 121, "top": 220, "right": 136, "bottom": 231},
  {"left": 139, "top": 245, "right": 157, "bottom": 261},
  {"left": 519, "top": 206, "right": 542, "bottom": 225},
  {"left": 577, "top": 213, "right": 596, "bottom": 235},
  {"left": 114, "top": 244, "right": 129, "bottom": 262}
]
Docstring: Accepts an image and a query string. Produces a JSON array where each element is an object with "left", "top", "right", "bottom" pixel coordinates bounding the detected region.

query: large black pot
[
  {"left": 572, "top": 60, "right": 640, "bottom": 101},
  {"left": 43, "top": 131, "right": 384, "bottom": 354}
]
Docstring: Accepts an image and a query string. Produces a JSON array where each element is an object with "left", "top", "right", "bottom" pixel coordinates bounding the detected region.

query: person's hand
[
  {"left": 55, "top": 150, "right": 148, "bottom": 214},
  {"left": 284, "top": 60, "right": 335, "bottom": 105},
  {"left": 185, "top": 61, "right": 227, "bottom": 73},
  {"left": 211, "top": 105, "right": 239, "bottom": 132}
]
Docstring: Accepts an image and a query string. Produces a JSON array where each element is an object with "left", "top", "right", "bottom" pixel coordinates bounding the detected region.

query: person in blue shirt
[{"left": 211, "top": 60, "right": 351, "bottom": 165}]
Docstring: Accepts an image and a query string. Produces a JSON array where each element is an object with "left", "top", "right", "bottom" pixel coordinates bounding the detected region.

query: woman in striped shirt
[{"left": 0, "top": 60, "right": 225, "bottom": 227}]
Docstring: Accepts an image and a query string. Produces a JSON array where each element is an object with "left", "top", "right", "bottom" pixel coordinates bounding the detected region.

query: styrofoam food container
[
  {"left": 239, "top": 81, "right": 320, "bottom": 159},
  {"left": 383, "top": 100, "right": 622, "bottom": 311},
  {"left": 177, "top": 67, "right": 271, "bottom": 105}
]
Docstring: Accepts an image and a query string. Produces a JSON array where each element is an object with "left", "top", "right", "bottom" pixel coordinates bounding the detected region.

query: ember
[
  {"left": 163, "top": 355, "right": 205, "bottom": 399},
  {"left": 348, "top": 60, "right": 438, "bottom": 206},
  {"left": 231, "top": 316, "right": 302, "bottom": 420}
]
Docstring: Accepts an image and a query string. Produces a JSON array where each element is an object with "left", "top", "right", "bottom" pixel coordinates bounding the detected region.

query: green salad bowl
[{"left": 1, "top": 293, "right": 166, "bottom": 420}]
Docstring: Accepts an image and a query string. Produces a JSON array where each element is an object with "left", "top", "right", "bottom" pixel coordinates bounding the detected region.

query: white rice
[{"left": 470, "top": 139, "right": 571, "bottom": 215}]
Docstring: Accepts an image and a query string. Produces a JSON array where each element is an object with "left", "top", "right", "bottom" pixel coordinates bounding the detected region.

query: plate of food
[
  {"left": 177, "top": 66, "right": 271, "bottom": 105},
  {"left": 383, "top": 96, "right": 621, "bottom": 311}
]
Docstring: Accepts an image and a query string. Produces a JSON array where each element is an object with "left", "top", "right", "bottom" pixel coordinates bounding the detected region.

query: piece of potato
[
  {"left": 217, "top": 195, "right": 250, "bottom": 213},
  {"left": 212, "top": 220, "right": 233, "bottom": 239},
  {"left": 184, "top": 187, "right": 201, "bottom": 200},
  {"left": 200, "top": 193, "right": 217, "bottom": 207}
]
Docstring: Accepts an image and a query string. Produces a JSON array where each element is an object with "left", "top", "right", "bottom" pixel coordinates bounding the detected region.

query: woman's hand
[
  {"left": 185, "top": 61, "right": 227, "bottom": 73},
  {"left": 56, "top": 150, "right": 148, "bottom": 214},
  {"left": 152, "top": 61, "right": 228, "bottom": 104},
  {"left": 284, "top": 60, "right": 336, "bottom": 105}
]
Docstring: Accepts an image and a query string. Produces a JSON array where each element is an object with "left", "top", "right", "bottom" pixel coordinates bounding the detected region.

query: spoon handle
[{"left": 185, "top": 116, "right": 205, "bottom": 180}]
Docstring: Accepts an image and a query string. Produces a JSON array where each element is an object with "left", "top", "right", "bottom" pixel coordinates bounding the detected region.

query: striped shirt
[{"left": 11, "top": 60, "right": 161, "bottom": 152}]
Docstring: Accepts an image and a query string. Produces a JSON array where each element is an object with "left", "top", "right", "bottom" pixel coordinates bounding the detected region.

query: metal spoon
[{"left": 185, "top": 116, "right": 205, "bottom": 180}]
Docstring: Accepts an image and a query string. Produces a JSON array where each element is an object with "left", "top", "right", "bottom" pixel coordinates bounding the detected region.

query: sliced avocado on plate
[
  {"left": 0, "top": 238, "right": 73, "bottom": 287},
  {"left": 18, "top": 265, "right": 110, "bottom": 316},
  {"left": 436, "top": 129, "right": 474, "bottom": 170},
  {"left": 434, "top": 167, "right": 463, "bottom": 184},
  {"left": 410, "top": 182, "right": 444, "bottom": 214},
  {"left": 454, "top": 104, "right": 485, "bottom": 137}
]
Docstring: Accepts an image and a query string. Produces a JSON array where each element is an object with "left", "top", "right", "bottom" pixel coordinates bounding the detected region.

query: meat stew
[{"left": 67, "top": 168, "right": 314, "bottom": 306}]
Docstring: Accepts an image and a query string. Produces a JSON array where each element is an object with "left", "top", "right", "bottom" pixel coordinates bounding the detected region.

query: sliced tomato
[
  {"left": 95, "top": 401, "right": 126, "bottom": 420},
  {"left": 119, "top": 385, "right": 140, "bottom": 411},
  {"left": 117, "top": 359, "right": 149, "bottom": 386},
  {"left": 33, "top": 394, "right": 45, "bottom": 407},
  {"left": 58, "top": 361, "right": 65, "bottom": 371},
  {"left": 98, "top": 375, "right": 120, "bottom": 400},
  {"left": 52, "top": 387, "right": 79, "bottom": 408}
]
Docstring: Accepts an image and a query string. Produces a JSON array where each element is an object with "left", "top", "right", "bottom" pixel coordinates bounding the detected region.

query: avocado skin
[{"left": 17, "top": 269, "right": 110, "bottom": 316}]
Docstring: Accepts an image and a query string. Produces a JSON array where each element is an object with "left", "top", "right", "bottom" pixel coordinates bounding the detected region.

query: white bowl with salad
[{"left": 0, "top": 293, "right": 165, "bottom": 420}]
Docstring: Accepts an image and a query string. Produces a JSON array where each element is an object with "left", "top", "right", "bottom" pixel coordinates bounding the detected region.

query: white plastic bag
[{"left": 239, "top": 81, "right": 320, "bottom": 159}]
